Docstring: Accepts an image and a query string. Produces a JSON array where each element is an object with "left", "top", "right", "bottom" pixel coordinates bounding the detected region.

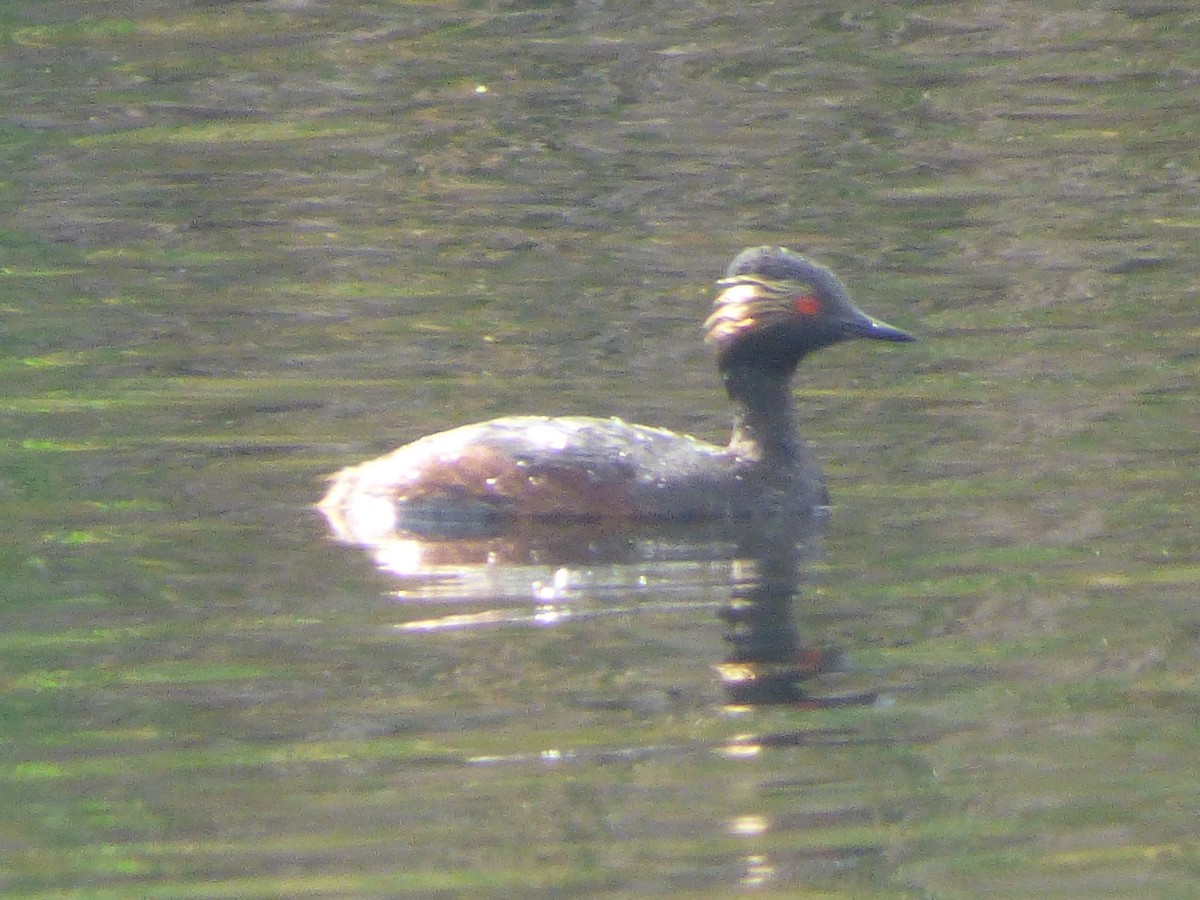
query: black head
[{"left": 704, "top": 246, "right": 914, "bottom": 372}]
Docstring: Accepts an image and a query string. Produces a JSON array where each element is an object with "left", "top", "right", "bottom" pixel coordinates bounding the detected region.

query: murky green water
[{"left": 3, "top": 1, "right": 1199, "bottom": 896}]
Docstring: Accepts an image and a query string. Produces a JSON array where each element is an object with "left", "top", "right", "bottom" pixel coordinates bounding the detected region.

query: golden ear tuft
[{"left": 704, "top": 276, "right": 813, "bottom": 349}]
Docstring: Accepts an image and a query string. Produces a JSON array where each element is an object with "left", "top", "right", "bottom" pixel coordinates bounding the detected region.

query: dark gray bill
[{"left": 848, "top": 312, "right": 915, "bottom": 343}]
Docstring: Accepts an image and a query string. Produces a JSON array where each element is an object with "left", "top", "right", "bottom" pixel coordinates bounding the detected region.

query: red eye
[{"left": 793, "top": 295, "right": 820, "bottom": 316}]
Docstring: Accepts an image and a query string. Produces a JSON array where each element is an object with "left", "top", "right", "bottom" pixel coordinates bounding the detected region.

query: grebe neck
[{"left": 723, "top": 365, "right": 803, "bottom": 463}]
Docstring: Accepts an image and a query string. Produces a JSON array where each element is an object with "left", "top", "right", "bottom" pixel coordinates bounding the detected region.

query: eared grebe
[{"left": 319, "top": 246, "right": 914, "bottom": 537}]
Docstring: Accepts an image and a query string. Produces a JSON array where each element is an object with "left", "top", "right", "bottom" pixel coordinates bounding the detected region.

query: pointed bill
[{"left": 847, "top": 311, "right": 915, "bottom": 343}]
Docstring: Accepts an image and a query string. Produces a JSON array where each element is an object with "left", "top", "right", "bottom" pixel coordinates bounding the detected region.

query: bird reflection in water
[{"left": 320, "top": 499, "right": 877, "bottom": 710}]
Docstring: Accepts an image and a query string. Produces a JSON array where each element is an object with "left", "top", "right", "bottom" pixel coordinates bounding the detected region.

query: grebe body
[
  {"left": 319, "top": 414, "right": 818, "bottom": 536},
  {"left": 320, "top": 247, "right": 914, "bottom": 538}
]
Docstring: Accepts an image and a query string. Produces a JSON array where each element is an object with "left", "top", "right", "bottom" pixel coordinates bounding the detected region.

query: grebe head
[{"left": 705, "top": 246, "right": 914, "bottom": 372}]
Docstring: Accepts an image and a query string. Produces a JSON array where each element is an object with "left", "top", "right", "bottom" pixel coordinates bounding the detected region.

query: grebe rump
[{"left": 320, "top": 246, "right": 914, "bottom": 538}]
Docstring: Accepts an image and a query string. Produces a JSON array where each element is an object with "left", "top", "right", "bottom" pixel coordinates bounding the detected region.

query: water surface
[{"left": 3, "top": 1, "right": 1199, "bottom": 896}]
